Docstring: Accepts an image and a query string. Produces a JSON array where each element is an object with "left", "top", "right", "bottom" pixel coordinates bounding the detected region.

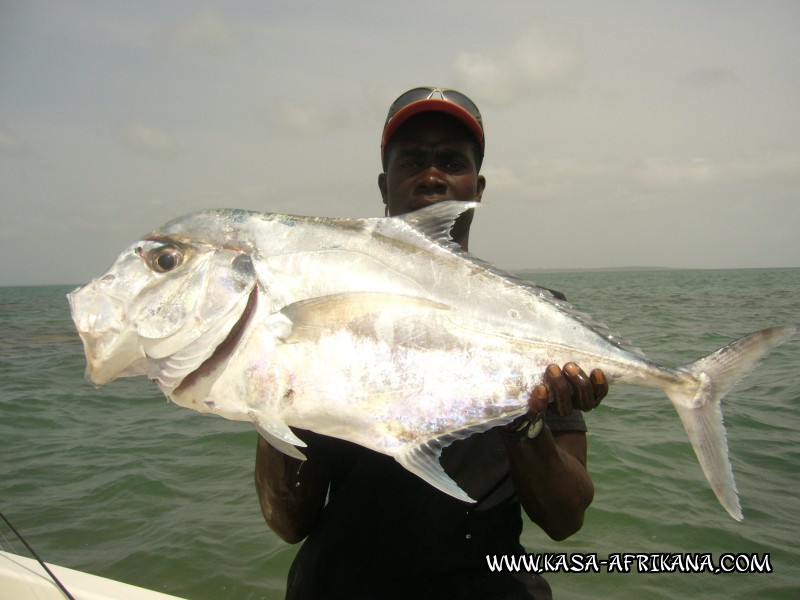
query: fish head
[{"left": 68, "top": 234, "right": 257, "bottom": 391}]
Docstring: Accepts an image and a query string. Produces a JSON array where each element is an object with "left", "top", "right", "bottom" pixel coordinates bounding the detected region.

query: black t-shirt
[{"left": 284, "top": 411, "right": 586, "bottom": 600}]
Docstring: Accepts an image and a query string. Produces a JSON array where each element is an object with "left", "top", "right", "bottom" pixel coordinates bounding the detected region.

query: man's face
[{"left": 379, "top": 113, "right": 485, "bottom": 218}]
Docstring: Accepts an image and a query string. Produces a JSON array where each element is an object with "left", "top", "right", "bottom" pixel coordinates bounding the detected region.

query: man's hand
[
  {"left": 502, "top": 364, "right": 607, "bottom": 539},
  {"left": 538, "top": 363, "right": 608, "bottom": 416},
  {"left": 504, "top": 363, "right": 608, "bottom": 434}
]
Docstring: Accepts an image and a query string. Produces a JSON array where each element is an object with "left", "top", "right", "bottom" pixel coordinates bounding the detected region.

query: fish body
[{"left": 68, "top": 202, "right": 794, "bottom": 519}]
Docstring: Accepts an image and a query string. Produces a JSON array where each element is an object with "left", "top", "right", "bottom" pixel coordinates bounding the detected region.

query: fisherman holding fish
[
  {"left": 68, "top": 84, "right": 791, "bottom": 596},
  {"left": 254, "top": 87, "right": 609, "bottom": 599}
]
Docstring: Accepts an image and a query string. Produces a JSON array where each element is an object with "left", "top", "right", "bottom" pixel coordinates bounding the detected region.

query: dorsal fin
[
  {"left": 393, "top": 201, "right": 644, "bottom": 357},
  {"left": 396, "top": 201, "right": 479, "bottom": 246}
]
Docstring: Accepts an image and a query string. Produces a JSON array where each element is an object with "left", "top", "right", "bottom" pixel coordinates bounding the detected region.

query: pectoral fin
[{"left": 277, "top": 292, "right": 453, "bottom": 345}]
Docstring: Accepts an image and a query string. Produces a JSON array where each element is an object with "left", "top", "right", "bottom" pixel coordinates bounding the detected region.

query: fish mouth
[{"left": 174, "top": 286, "right": 258, "bottom": 393}]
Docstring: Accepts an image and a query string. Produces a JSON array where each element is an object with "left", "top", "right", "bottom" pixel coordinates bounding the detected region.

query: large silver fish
[{"left": 68, "top": 202, "right": 793, "bottom": 520}]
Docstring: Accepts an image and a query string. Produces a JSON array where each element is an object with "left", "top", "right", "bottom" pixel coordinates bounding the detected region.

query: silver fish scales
[{"left": 68, "top": 202, "right": 794, "bottom": 520}]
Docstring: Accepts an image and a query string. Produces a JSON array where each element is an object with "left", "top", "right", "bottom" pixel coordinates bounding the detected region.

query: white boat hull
[{"left": 0, "top": 550, "right": 186, "bottom": 600}]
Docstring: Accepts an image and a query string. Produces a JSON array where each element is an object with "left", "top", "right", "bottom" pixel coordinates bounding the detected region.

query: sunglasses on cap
[{"left": 381, "top": 87, "right": 485, "bottom": 166}]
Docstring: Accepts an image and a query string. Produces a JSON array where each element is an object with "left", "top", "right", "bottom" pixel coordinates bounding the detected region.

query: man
[{"left": 255, "top": 87, "right": 607, "bottom": 599}]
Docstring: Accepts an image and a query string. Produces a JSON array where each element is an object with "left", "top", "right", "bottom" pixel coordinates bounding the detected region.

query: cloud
[
  {"left": 454, "top": 22, "right": 582, "bottom": 105},
  {"left": 0, "top": 123, "right": 28, "bottom": 157},
  {"left": 482, "top": 157, "right": 626, "bottom": 203},
  {"left": 479, "top": 152, "right": 800, "bottom": 210},
  {"left": 114, "top": 120, "right": 183, "bottom": 158},
  {"left": 261, "top": 101, "right": 351, "bottom": 134},
  {"left": 479, "top": 166, "right": 520, "bottom": 190},
  {"left": 153, "top": 8, "right": 250, "bottom": 54},
  {"left": 637, "top": 157, "right": 717, "bottom": 187},
  {"left": 636, "top": 154, "right": 800, "bottom": 188},
  {"left": 680, "top": 67, "right": 739, "bottom": 88}
]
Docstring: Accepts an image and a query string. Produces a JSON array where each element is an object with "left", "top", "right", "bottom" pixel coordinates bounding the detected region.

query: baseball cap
[{"left": 381, "top": 87, "right": 484, "bottom": 168}]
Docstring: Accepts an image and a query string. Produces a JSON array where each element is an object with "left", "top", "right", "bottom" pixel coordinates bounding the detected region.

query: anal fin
[
  {"left": 249, "top": 411, "right": 307, "bottom": 461},
  {"left": 396, "top": 441, "right": 475, "bottom": 502},
  {"left": 395, "top": 413, "right": 524, "bottom": 503}
]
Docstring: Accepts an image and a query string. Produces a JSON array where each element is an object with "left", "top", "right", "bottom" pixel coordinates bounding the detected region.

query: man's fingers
[
  {"left": 543, "top": 363, "right": 572, "bottom": 416},
  {"left": 590, "top": 369, "right": 609, "bottom": 407},
  {"left": 563, "top": 362, "right": 593, "bottom": 411},
  {"left": 503, "top": 385, "right": 548, "bottom": 433},
  {"left": 542, "top": 363, "right": 608, "bottom": 415},
  {"left": 529, "top": 384, "right": 549, "bottom": 417}
]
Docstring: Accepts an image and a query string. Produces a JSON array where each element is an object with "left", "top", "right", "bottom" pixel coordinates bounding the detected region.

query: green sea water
[{"left": 1, "top": 268, "right": 798, "bottom": 599}]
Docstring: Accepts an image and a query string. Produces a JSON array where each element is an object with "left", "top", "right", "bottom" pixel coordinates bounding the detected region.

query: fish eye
[{"left": 147, "top": 245, "right": 183, "bottom": 273}]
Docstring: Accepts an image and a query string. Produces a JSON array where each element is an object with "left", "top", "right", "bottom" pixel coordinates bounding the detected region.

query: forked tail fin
[{"left": 665, "top": 326, "right": 795, "bottom": 520}]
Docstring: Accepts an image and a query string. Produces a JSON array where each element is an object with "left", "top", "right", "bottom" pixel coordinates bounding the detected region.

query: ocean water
[{"left": 1, "top": 268, "right": 798, "bottom": 599}]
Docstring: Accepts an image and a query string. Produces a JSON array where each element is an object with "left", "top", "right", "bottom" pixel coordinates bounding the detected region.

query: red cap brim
[{"left": 381, "top": 99, "right": 485, "bottom": 159}]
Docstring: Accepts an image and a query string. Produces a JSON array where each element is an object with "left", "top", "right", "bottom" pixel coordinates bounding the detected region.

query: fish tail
[{"left": 665, "top": 326, "right": 795, "bottom": 521}]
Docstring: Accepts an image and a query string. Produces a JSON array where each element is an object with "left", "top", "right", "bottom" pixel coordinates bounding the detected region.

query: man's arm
[
  {"left": 254, "top": 435, "right": 331, "bottom": 543},
  {"left": 503, "top": 363, "right": 607, "bottom": 541}
]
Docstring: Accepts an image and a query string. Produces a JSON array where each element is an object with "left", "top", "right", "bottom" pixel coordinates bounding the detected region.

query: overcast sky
[{"left": 2, "top": 1, "right": 798, "bottom": 286}]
